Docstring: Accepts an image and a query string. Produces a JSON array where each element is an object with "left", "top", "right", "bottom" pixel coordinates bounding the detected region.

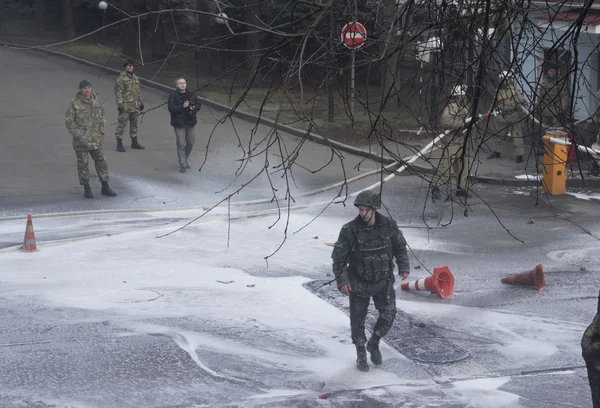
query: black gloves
[
  {"left": 118, "top": 106, "right": 124, "bottom": 114},
  {"left": 140, "top": 104, "right": 144, "bottom": 111}
]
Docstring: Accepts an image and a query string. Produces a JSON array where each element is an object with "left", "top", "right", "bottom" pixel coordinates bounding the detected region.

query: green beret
[{"left": 79, "top": 80, "right": 92, "bottom": 89}]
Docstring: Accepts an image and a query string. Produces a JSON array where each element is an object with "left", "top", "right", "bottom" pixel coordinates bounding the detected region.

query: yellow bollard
[{"left": 542, "top": 132, "right": 568, "bottom": 195}]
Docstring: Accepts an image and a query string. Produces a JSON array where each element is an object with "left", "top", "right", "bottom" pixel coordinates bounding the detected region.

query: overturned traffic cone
[
  {"left": 21, "top": 214, "right": 38, "bottom": 252},
  {"left": 401, "top": 266, "right": 455, "bottom": 299},
  {"left": 501, "top": 264, "right": 545, "bottom": 290}
]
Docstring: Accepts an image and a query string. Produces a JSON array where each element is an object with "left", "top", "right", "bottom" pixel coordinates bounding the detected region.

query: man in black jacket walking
[{"left": 168, "top": 78, "right": 201, "bottom": 173}]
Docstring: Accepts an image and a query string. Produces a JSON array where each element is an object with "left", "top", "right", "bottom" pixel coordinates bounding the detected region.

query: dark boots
[
  {"left": 131, "top": 137, "right": 145, "bottom": 150},
  {"left": 101, "top": 181, "right": 117, "bottom": 197},
  {"left": 83, "top": 183, "right": 93, "bottom": 199},
  {"left": 117, "top": 139, "right": 126, "bottom": 152},
  {"left": 366, "top": 335, "right": 383, "bottom": 365},
  {"left": 431, "top": 187, "right": 442, "bottom": 201},
  {"left": 356, "top": 345, "right": 369, "bottom": 372},
  {"left": 516, "top": 155, "right": 523, "bottom": 163},
  {"left": 456, "top": 188, "right": 471, "bottom": 198}
]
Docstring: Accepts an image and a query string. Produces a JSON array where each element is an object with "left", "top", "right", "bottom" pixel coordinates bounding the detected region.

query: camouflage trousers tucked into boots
[
  {"left": 75, "top": 148, "right": 109, "bottom": 185},
  {"left": 115, "top": 111, "right": 140, "bottom": 139},
  {"left": 349, "top": 280, "right": 397, "bottom": 347}
]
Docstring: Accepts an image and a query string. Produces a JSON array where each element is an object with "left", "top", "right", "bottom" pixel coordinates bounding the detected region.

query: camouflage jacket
[
  {"left": 539, "top": 77, "right": 570, "bottom": 116},
  {"left": 441, "top": 99, "right": 471, "bottom": 144},
  {"left": 497, "top": 84, "right": 525, "bottom": 112},
  {"left": 332, "top": 213, "right": 409, "bottom": 295},
  {"left": 115, "top": 72, "right": 143, "bottom": 112},
  {"left": 65, "top": 92, "right": 106, "bottom": 151}
]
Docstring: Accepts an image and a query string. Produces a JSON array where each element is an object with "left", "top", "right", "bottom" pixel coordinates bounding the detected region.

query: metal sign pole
[{"left": 351, "top": 47, "right": 356, "bottom": 123}]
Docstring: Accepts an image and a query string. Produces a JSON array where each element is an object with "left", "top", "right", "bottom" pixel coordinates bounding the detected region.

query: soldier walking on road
[
  {"left": 168, "top": 78, "right": 201, "bottom": 173},
  {"left": 431, "top": 85, "right": 471, "bottom": 200},
  {"left": 332, "top": 190, "right": 410, "bottom": 372},
  {"left": 115, "top": 61, "right": 145, "bottom": 152},
  {"left": 487, "top": 71, "right": 526, "bottom": 163},
  {"left": 65, "top": 80, "right": 116, "bottom": 199}
]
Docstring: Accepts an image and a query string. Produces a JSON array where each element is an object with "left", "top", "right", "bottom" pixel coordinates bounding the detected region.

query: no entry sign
[{"left": 341, "top": 22, "right": 367, "bottom": 49}]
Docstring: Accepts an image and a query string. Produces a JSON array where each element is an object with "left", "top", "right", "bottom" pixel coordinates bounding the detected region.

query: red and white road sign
[{"left": 341, "top": 22, "right": 367, "bottom": 49}]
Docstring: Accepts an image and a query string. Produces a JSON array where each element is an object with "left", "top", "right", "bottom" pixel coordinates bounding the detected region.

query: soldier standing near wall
[
  {"left": 65, "top": 80, "right": 116, "bottom": 199},
  {"left": 115, "top": 61, "right": 145, "bottom": 152},
  {"left": 539, "top": 68, "right": 570, "bottom": 128},
  {"left": 487, "top": 71, "right": 526, "bottom": 163},
  {"left": 332, "top": 190, "right": 410, "bottom": 372},
  {"left": 431, "top": 85, "right": 471, "bottom": 201}
]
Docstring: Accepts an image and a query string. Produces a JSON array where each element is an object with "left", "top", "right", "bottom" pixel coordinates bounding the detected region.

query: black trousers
[{"left": 349, "top": 280, "right": 397, "bottom": 347}]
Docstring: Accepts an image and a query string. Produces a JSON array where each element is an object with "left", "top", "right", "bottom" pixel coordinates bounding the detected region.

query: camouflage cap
[{"left": 78, "top": 80, "right": 92, "bottom": 89}]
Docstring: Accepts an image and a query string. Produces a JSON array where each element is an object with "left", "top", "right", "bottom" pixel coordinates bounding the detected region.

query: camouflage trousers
[
  {"left": 435, "top": 141, "right": 469, "bottom": 190},
  {"left": 492, "top": 112, "right": 525, "bottom": 157},
  {"left": 75, "top": 149, "right": 109, "bottom": 185},
  {"left": 349, "top": 280, "right": 397, "bottom": 347},
  {"left": 115, "top": 111, "right": 140, "bottom": 139}
]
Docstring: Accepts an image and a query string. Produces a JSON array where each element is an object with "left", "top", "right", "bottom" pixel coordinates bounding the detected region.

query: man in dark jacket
[
  {"left": 168, "top": 78, "right": 201, "bottom": 173},
  {"left": 331, "top": 190, "right": 410, "bottom": 372}
]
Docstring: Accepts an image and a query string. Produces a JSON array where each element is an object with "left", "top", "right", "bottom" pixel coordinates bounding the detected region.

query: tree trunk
[
  {"left": 245, "top": 0, "right": 261, "bottom": 80},
  {"left": 61, "top": 0, "right": 75, "bottom": 40},
  {"left": 36, "top": 0, "right": 44, "bottom": 38},
  {"left": 0, "top": 0, "right": 5, "bottom": 36},
  {"left": 147, "top": 0, "right": 165, "bottom": 60},
  {"left": 121, "top": 0, "right": 137, "bottom": 60}
]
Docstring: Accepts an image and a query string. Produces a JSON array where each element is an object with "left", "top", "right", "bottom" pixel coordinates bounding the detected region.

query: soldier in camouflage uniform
[
  {"left": 487, "top": 71, "right": 526, "bottom": 163},
  {"left": 115, "top": 61, "right": 145, "bottom": 152},
  {"left": 581, "top": 290, "right": 600, "bottom": 407},
  {"left": 539, "top": 68, "right": 570, "bottom": 128},
  {"left": 65, "top": 80, "right": 116, "bottom": 199},
  {"left": 332, "top": 190, "right": 410, "bottom": 372},
  {"left": 431, "top": 85, "right": 471, "bottom": 200}
]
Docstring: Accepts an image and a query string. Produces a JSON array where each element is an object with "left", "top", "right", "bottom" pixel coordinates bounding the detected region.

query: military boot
[
  {"left": 131, "top": 137, "right": 145, "bottom": 150},
  {"left": 366, "top": 335, "right": 383, "bottom": 365},
  {"left": 83, "top": 183, "right": 93, "bottom": 199},
  {"left": 117, "top": 139, "right": 126, "bottom": 152},
  {"left": 515, "top": 155, "right": 523, "bottom": 163},
  {"left": 101, "top": 182, "right": 117, "bottom": 197},
  {"left": 356, "top": 345, "right": 369, "bottom": 372},
  {"left": 456, "top": 188, "right": 471, "bottom": 198}
]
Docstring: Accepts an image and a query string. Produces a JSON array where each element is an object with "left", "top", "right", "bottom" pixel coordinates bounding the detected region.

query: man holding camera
[{"left": 167, "top": 78, "right": 201, "bottom": 173}]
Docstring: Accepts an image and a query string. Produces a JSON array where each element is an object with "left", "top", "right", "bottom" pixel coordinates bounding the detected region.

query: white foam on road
[{"left": 0, "top": 212, "right": 548, "bottom": 406}]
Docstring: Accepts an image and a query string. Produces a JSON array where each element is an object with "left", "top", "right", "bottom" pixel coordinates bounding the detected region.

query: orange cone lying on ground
[
  {"left": 501, "top": 264, "right": 545, "bottom": 290},
  {"left": 401, "top": 266, "right": 455, "bottom": 299},
  {"left": 22, "top": 214, "right": 38, "bottom": 252}
]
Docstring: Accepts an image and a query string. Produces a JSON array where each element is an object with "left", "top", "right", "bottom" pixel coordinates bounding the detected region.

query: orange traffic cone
[
  {"left": 400, "top": 266, "right": 455, "bottom": 299},
  {"left": 22, "top": 214, "right": 38, "bottom": 252},
  {"left": 501, "top": 264, "right": 545, "bottom": 290}
]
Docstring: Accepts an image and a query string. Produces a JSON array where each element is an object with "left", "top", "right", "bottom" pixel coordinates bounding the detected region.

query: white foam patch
[
  {"left": 515, "top": 174, "right": 542, "bottom": 180},
  {"left": 398, "top": 300, "right": 584, "bottom": 364},
  {"left": 566, "top": 191, "right": 600, "bottom": 201}
]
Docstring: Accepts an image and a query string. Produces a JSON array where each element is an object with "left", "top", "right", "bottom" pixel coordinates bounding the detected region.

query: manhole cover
[{"left": 304, "top": 280, "right": 471, "bottom": 364}]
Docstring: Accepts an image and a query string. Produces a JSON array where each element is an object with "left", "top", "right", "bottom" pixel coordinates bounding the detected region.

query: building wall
[{"left": 515, "top": 11, "right": 600, "bottom": 120}]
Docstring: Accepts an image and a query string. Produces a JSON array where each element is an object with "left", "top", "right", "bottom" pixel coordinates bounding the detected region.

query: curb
[
  {"left": 0, "top": 42, "right": 394, "bottom": 167},
  {"left": 3, "top": 42, "right": 598, "bottom": 189}
]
